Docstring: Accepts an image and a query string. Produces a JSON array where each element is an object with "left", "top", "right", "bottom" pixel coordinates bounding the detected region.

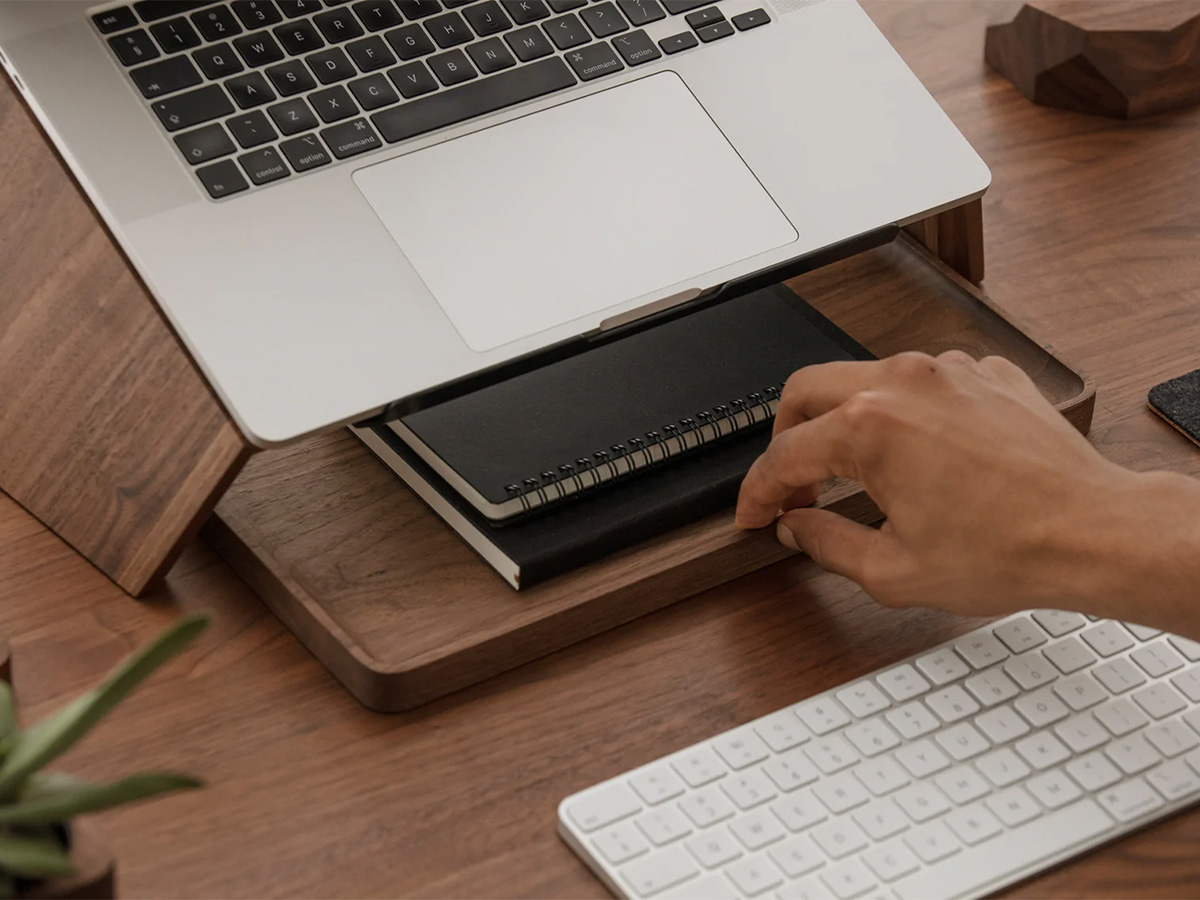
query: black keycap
[
  {"left": 93, "top": 7, "right": 138, "bottom": 34},
  {"left": 227, "top": 109, "right": 279, "bottom": 146},
  {"left": 174, "top": 122, "right": 236, "bottom": 164},
  {"left": 684, "top": 5, "right": 721, "bottom": 28},
  {"left": 310, "top": 84, "right": 359, "bottom": 121},
  {"left": 192, "top": 6, "right": 243, "bottom": 41},
  {"left": 239, "top": 146, "right": 291, "bottom": 184},
  {"left": 428, "top": 48, "right": 476, "bottom": 85},
  {"left": 315, "top": 7, "right": 365, "bottom": 42},
  {"left": 443, "top": 0, "right": 472, "bottom": 6},
  {"left": 696, "top": 19, "right": 731, "bottom": 41},
  {"left": 466, "top": 37, "right": 515, "bottom": 73},
  {"left": 505, "top": 24, "right": 552, "bottom": 60},
  {"left": 279, "top": 133, "right": 332, "bottom": 171},
  {"left": 426, "top": 12, "right": 473, "bottom": 47},
  {"left": 135, "top": 1, "right": 218, "bottom": 22},
  {"left": 581, "top": 2, "right": 627, "bottom": 37},
  {"left": 564, "top": 41, "right": 621, "bottom": 80},
  {"left": 353, "top": 0, "right": 404, "bottom": 31},
  {"left": 387, "top": 61, "right": 438, "bottom": 97},
  {"left": 153, "top": 84, "right": 234, "bottom": 131},
  {"left": 385, "top": 24, "right": 435, "bottom": 58},
  {"left": 347, "top": 35, "right": 396, "bottom": 70},
  {"left": 349, "top": 72, "right": 400, "bottom": 108},
  {"left": 547, "top": 0, "right": 584, "bottom": 10},
  {"left": 278, "top": 0, "right": 322, "bottom": 16},
  {"left": 307, "top": 46, "right": 357, "bottom": 82},
  {"left": 266, "top": 58, "right": 318, "bottom": 94},
  {"left": 194, "top": 43, "right": 246, "bottom": 78},
  {"left": 268, "top": 96, "right": 320, "bottom": 132},
  {"left": 657, "top": 30, "right": 695, "bottom": 53},
  {"left": 373, "top": 55, "right": 574, "bottom": 142},
  {"left": 731, "top": 8, "right": 769, "bottom": 30},
  {"left": 502, "top": 0, "right": 549, "bottom": 24},
  {"left": 396, "top": 0, "right": 441, "bottom": 17},
  {"left": 274, "top": 19, "right": 325, "bottom": 54},
  {"left": 234, "top": 31, "right": 286, "bottom": 65},
  {"left": 463, "top": 1, "right": 512, "bottom": 36},
  {"left": 232, "top": 1, "right": 283, "bottom": 27},
  {"left": 618, "top": 0, "right": 663, "bottom": 26},
  {"left": 109, "top": 30, "right": 161, "bottom": 65},
  {"left": 226, "top": 71, "right": 276, "bottom": 107},
  {"left": 611, "top": 28, "right": 659, "bottom": 65},
  {"left": 543, "top": 13, "right": 588, "bottom": 49},
  {"left": 150, "top": 17, "right": 201, "bottom": 53},
  {"left": 131, "top": 55, "right": 202, "bottom": 98},
  {"left": 321, "top": 117, "right": 383, "bottom": 158},
  {"left": 197, "top": 159, "right": 250, "bottom": 198},
  {"left": 662, "top": 0, "right": 706, "bottom": 11}
]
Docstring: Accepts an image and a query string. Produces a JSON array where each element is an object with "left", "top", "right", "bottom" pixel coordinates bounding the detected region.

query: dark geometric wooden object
[{"left": 986, "top": 1, "right": 1200, "bottom": 119}]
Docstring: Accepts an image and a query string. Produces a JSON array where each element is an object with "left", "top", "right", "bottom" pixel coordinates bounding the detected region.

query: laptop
[{"left": 0, "top": 0, "right": 989, "bottom": 447}]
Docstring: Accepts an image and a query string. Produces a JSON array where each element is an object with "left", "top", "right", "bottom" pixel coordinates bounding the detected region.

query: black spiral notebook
[{"left": 355, "top": 284, "right": 873, "bottom": 588}]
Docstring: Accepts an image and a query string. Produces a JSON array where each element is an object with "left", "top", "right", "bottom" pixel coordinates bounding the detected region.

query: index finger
[{"left": 773, "top": 358, "right": 898, "bottom": 438}]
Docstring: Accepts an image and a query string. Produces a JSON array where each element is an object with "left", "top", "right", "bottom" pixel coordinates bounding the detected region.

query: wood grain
[
  {"left": 1, "top": 0, "right": 1200, "bottom": 897},
  {"left": 0, "top": 76, "right": 248, "bottom": 596}
]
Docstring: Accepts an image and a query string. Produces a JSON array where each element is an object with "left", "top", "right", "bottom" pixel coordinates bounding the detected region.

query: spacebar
[
  {"left": 892, "top": 799, "right": 1115, "bottom": 900},
  {"left": 372, "top": 58, "right": 577, "bottom": 144}
]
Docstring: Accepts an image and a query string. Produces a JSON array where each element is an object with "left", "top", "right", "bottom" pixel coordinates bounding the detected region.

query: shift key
[{"left": 152, "top": 84, "right": 234, "bottom": 132}]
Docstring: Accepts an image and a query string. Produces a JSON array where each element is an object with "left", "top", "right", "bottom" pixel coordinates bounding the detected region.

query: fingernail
[{"left": 775, "top": 520, "right": 799, "bottom": 551}]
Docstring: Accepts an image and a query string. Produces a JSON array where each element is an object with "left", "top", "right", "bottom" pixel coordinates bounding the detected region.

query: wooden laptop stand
[{"left": 1, "top": 75, "right": 1089, "bottom": 709}]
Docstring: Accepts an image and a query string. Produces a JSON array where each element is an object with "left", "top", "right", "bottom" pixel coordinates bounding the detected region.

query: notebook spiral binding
[{"left": 503, "top": 382, "right": 787, "bottom": 515}]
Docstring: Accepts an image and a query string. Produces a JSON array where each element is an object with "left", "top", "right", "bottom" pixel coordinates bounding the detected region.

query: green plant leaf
[
  {"left": 0, "top": 832, "right": 75, "bottom": 879},
  {"left": 0, "top": 683, "right": 16, "bottom": 749},
  {"left": 0, "top": 614, "right": 209, "bottom": 800},
  {"left": 0, "top": 772, "right": 203, "bottom": 825}
]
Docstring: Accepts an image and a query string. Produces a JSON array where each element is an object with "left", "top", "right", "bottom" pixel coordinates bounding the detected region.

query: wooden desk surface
[{"left": 2, "top": 1, "right": 1200, "bottom": 896}]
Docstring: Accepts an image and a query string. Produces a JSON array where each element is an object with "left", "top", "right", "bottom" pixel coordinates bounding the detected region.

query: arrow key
[{"left": 174, "top": 122, "right": 237, "bottom": 165}]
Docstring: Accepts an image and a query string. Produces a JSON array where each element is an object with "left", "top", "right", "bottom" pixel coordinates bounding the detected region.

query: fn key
[{"left": 196, "top": 160, "right": 249, "bottom": 199}]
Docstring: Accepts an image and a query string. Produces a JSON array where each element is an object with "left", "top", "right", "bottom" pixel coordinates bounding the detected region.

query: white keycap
[
  {"left": 720, "top": 770, "right": 778, "bottom": 810},
  {"left": 725, "top": 855, "right": 784, "bottom": 897},
  {"left": 894, "top": 739, "right": 951, "bottom": 778},
  {"left": 964, "top": 669, "right": 1021, "bottom": 707},
  {"left": 671, "top": 748, "right": 727, "bottom": 788},
  {"left": 1004, "top": 651, "right": 1060, "bottom": 690},
  {"left": 1026, "top": 767, "right": 1083, "bottom": 809},
  {"left": 1105, "top": 733, "right": 1162, "bottom": 775},
  {"left": 893, "top": 782, "right": 951, "bottom": 823},
  {"left": 1131, "top": 643, "right": 1184, "bottom": 678},
  {"left": 1123, "top": 623, "right": 1162, "bottom": 641},
  {"left": 804, "top": 735, "right": 859, "bottom": 774},
  {"left": 1171, "top": 668, "right": 1200, "bottom": 703},
  {"left": 844, "top": 719, "right": 901, "bottom": 757},
  {"left": 1054, "top": 673, "right": 1106, "bottom": 711},
  {"left": 1096, "top": 777, "right": 1164, "bottom": 822},
  {"left": 754, "top": 710, "right": 811, "bottom": 753},
  {"left": 1054, "top": 712, "right": 1109, "bottom": 753},
  {"left": 768, "top": 835, "right": 825, "bottom": 878},
  {"left": 926, "top": 686, "right": 981, "bottom": 723},
  {"left": 994, "top": 618, "right": 1048, "bottom": 654},
  {"left": 1014, "top": 686, "right": 1070, "bottom": 727},
  {"left": 729, "top": 807, "right": 787, "bottom": 851},
  {"left": 1187, "top": 747, "right": 1200, "bottom": 778},
  {"left": 885, "top": 702, "right": 940, "bottom": 739},
  {"left": 762, "top": 748, "right": 820, "bottom": 793},
  {"left": 853, "top": 799, "right": 910, "bottom": 840},
  {"left": 876, "top": 664, "right": 931, "bottom": 702},
  {"left": 1095, "top": 697, "right": 1149, "bottom": 736},
  {"left": 678, "top": 786, "right": 736, "bottom": 828},
  {"left": 1015, "top": 731, "right": 1071, "bottom": 770},
  {"left": 935, "top": 764, "right": 992, "bottom": 802},
  {"left": 903, "top": 821, "right": 960, "bottom": 863},
  {"left": 1133, "top": 683, "right": 1187, "bottom": 720},
  {"left": 636, "top": 805, "right": 694, "bottom": 846},
  {"left": 1169, "top": 635, "right": 1200, "bottom": 663},
  {"left": 943, "top": 803, "right": 1003, "bottom": 845},
  {"left": 975, "top": 704, "right": 1031, "bottom": 745},
  {"left": 853, "top": 756, "right": 910, "bottom": 796},
  {"left": 631, "top": 766, "right": 687, "bottom": 805},
  {"left": 814, "top": 773, "right": 871, "bottom": 814},
  {"left": 621, "top": 845, "right": 699, "bottom": 897},
  {"left": 915, "top": 648, "right": 970, "bottom": 686},
  {"left": 568, "top": 783, "right": 642, "bottom": 832},
  {"left": 1149, "top": 758, "right": 1200, "bottom": 801},
  {"left": 1043, "top": 638, "right": 1096, "bottom": 674},
  {"left": 975, "top": 748, "right": 1031, "bottom": 788},
  {"left": 862, "top": 840, "right": 921, "bottom": 882},
  {"left": 1186, "top": 709, "right": 1200, "bottom": 737},
  {"left": 684, "top": 827, "right": 742, "bottom": 869},
  {"left": 1066, "top": 751, "right": 1123, "bottom": 791},
  {"left": 1092, "top": 658, "right": 1148, "bottom": 695},
  {"left": 936, "top": 722, "right": 990, "bottom": 761},
  {"left": 793, "top": 698, "right": 852, "bottom": 736},
  {"left": 956, "top": 634, "right": 1010, "bottom": 669},
  {"left": 771, "top": 790, "right": 827, "bottom": 832},
  {"left": 1145, "top": 720, "right": 1200, "bottom": 758},
  {"left": 660, "top": 874, "right": 738, "bottom": 900},
  {"left": 819, "top": 860, "right": 878, "bottom": 900},
  {"left": 776, "top": 876, "right": 827, "bottom": 900},
  {"left": 811, "top": 819, "right": 870, "bottom": 859},
  {"left": 1080, "top": 622, "right": 1135, "bottom": 657},
  {"left": 837, "top": 682, "right": 892, "bottom": 718},
  {"left": 986, "top": 786, "right": 1042, "bottom": 827},
  {"left": 592, "top": 821, "right": 649, "bottom": 865},
  {"left": 1031, "top": 609, "right": 1086, "bottom": 638},
  {"left": 712, "top": 729, "right": 771, "bottom": 770}
]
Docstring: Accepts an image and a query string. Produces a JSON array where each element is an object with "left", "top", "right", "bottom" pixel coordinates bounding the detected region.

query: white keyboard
[{"left": 558, "top": 611, "right": 1200, "bottom": 899}]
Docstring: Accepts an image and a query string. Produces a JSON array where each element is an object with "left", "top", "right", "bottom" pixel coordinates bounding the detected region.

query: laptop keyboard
[{"left": 90, "top": 0, "right": 773, "bottom": 199}]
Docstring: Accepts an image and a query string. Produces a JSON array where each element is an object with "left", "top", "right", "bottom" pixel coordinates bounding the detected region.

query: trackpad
[{"left": 354, "top": 72, "right": 798, "bottom": 352}]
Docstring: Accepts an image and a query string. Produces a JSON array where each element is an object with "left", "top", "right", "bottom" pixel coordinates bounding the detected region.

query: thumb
[{"left": 776, "top": 508, "right": 891, "bottom": 587}]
